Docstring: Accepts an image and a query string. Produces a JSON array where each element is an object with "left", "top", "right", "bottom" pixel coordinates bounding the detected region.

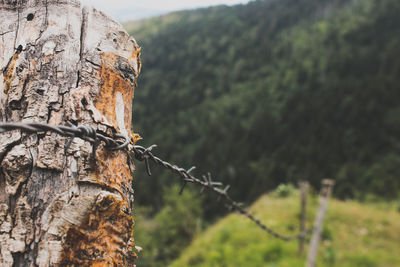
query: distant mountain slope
[
  {"left": 125, "top": 0, "right": 400, "bottom": 211},
  {"left": 171, "top": 192, "right": 400, "bottom": 266}
]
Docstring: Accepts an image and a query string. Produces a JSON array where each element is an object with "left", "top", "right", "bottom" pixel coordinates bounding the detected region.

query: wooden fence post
[
  {"left": 0, "top": 1, "right": 141, "bottom": 266},
  {"left": 298, "top": 181, "right": 309, "bottom": 254},
  {"left": 306, "top": 179, "right": 335, "bottom": 267}
]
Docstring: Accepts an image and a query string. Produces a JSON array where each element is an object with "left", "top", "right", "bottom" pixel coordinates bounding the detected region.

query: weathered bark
[{"left": 0, "top": 1, "right": 141, "bottom": 266}]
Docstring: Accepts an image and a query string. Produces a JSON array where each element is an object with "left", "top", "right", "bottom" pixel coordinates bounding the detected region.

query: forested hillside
[{"left": 125, "top": 0, "right": 400, "bottom": 213}]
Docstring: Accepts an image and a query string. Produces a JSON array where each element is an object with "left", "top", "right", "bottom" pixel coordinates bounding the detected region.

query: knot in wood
[
  {"left": 95, "top": 192, "right": 117, "bottom": 211},
  {"left": 1, "top": 144, "right": 32, "bottom": 195}
]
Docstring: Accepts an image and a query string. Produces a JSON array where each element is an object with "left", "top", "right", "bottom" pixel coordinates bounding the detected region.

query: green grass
[{"left": 170, "top": 192, "right": 400, "bottom": 266}]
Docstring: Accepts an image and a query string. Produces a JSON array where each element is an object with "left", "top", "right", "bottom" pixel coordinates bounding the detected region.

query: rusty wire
[{"left": 0, "top": 121, "right": 312, "bottom": 241}]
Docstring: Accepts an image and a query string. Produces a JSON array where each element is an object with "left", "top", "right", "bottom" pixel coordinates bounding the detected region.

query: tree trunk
[{"left": 0, "top": 1, "right": 141, "bottom": 266}]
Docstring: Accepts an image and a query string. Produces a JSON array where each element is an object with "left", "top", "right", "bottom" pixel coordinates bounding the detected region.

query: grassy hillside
[
  {"left": 125, "top": 0, "right": 400, "bottom": 216},
  {"left": 171, "top": 191, "right": 400, "bottom": 266}
]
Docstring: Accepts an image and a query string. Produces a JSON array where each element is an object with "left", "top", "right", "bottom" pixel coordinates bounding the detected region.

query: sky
[{"left": 80, "top": 0, "right": 250, "bottom": 22}]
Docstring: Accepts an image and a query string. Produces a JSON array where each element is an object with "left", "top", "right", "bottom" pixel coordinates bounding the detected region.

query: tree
[{"left": 0, "top": 0, "right": 141, "bottom": 266}]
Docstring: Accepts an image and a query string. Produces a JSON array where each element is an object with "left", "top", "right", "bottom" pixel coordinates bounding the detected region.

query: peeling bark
[{"left": 0, "top": 1, "right": 140, "bottom": 266}]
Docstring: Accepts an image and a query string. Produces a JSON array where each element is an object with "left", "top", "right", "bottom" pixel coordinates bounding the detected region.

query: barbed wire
[
  {"left": 0, "top": 121, "right": 312, "bottom": 241},
  {"left": 0, "top": 122, "right": 129, "bottom": 155},
  {"left": 130, "top": 145, "right": 312, "bottom": 241}
]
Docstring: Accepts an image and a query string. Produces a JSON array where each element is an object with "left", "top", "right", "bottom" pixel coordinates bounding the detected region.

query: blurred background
[{"left": 83, "top": 0, "right": 400, "bottom": 266}]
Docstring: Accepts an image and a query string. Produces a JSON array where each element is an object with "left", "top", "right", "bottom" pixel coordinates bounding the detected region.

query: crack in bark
[
  {"left": 31, "top": 1, "right": 48, "bottom": 47},
  {"left": 85, "top": 58, "right": 101, "bottom": 67},
  {"left": 75, "top": 6, "right": 88, "bottom": 89},
  {"left": 75, "top": 71, "right": 80, "bottom": 88},
  {"left": 76, "top": 180, "right": 124, "bottom": 199},
  {"left": 12, "top": 252, "right": 23, "bottom": 267},
  {"left": 79, "top": 7, "right": 87, "bottom": 62},
  {"left": 13, "top": 2, "right": 20, "bottom": 50},
  {"left": 0, "top": 30, "right": 13, "bottom": 36},
  {"left": 44, "top": 0, "right": 48, "bottom": 26}
]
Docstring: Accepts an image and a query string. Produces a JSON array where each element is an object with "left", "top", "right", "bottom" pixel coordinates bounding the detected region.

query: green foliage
[
  {"left": 263, "top": 243, "right": 283, "bottom": 262},
  {"left": 322, "top": 246, "right": 337, "bottom": 266},
  {"left": 321, "top": 225, "right": 333, "bottom": 241},
  {"left": 134, "top": 185, "right": 203, "bottom": 266},
  {"left": 363, "top": 154, "right": 400, "bottom": 198},
  {"left": 171, "top": 193, "right": 400, "bottom": 266},
  {"left": 132, "top": 206, "right": 157, "bottom": 266},
  {"left": 344, "top": 255, "right": 378, "bottom": 267},
  {"left": 275, "top": 184, "right": 295, "bottom": 198},
  {"left": 126, "top": 0, "right": 400, "bottom": 219}
]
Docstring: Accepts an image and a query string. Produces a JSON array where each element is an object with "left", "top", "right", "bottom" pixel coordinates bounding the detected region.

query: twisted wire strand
[
  {"left": 0, "top": 122, "right": 312, "bottom": 241},
  {"left": 0, "top": 122, "right": 129, "bottom": 151}
]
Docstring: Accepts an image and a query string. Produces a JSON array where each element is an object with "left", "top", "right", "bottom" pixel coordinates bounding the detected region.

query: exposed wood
[
  {"left": 298, "top": 181, "right": 308, "bottom": 254},
  {"left": 0, "top": 1, "right": 141, "bottom": 266},
  {"left": 306, "top": 179, "right": 335, "bottom": 267}
]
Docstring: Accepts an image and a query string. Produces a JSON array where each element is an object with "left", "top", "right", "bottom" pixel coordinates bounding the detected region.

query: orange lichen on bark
[
  {"left": 131, "top": 132, "right": 142, "bottom": 144},
  {"left": 61, "top": 194, "right": 136, "bottom": 266},
  {"left": 60, "top": 49, "right": 139, "bottom": 266},
  {"left": 130, "top": 47, "right": 141, "bottom": 77},
  {"left": 94, "top": 52, "right": 134, "bottom": 133},
  {"left": 3, "top": 53, "right": 19, "bottom": 94},
  {"left": 87, "top": 51, "right": 136, "bottom": 196},
  {"left": 92, "top": 150, "right": 132, "bottom": 196},
  {"left": 61, "top": 50, "right": 138, "bottom": 266}
]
